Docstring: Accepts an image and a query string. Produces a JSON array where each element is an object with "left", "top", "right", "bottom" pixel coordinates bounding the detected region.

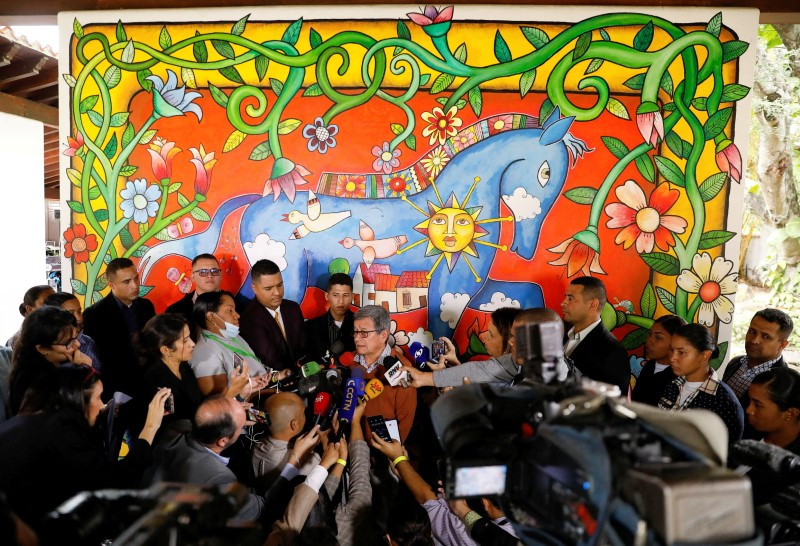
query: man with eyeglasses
[
  {"left": 349, "top": 305, "right": 417, "bottom": 442},
  {"left": 83, "top": 257, "right": 155, "bottom": 398},
  {"left": 165, "top": 253, "right": 223, "bottom": 332}
]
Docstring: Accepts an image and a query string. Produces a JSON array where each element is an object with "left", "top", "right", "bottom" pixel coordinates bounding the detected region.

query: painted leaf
[
  {"left": 621, "top": 328, "right": 648, "bottom": 350},
  {"left": 691, "top": 97, "right": 708, "bottom": 111},
  {"left": 654, "top": 156, "right": 685, "bottom": 187},
  {"left": 104, "top": 65, "right": 121, "bottom": 89},
  {"left": 405, "top": 134, "right": 417, "bottom": 151},
  {"left": 640, "top": 283, "right": 656, "bottom": 318},
  {"left": 468, "top": 86, "right": 483, "bottom": 117},
  {"left": 255, "top": 55, "right": 269, "bottom": 81},
  {"left": 63, "top": 74, "right": 77, "bottom": 87},
  {"left": 277, "top": 119, "right": 301, "bottom": 135},
  {"left": 420, "top": 74, "right": 430, "bottom": 86},
  {"left": 390, "top": 123, "right": 404, "bottom": 135},
  {"left": 231, "top": 14, "right": 249, "bottom": 35},
  {"left": 109, "top": 112, "right": 129, "bottom": 127},
  {"left": 681, "top": 141, "right": 692, "bottom": 160},
  {"left": 703, "top": 107, "right": 732, "bottom": 140},
  {"left": 519, "top": 68, "right": 536, "bottom": 97},
  {"left": 585, "top": 58, "right": 603, "bottom": 74},
  {"left": 72, "top": 18, "right": 85, "bottom": 40},
  {"left": 95, "top": 209, "right": 109, "bottom": 222},
  {"left": 394, "top": 20, "right": 409, "bottom": 55},
  {"left": 190, "top": 207, "right": 211, "bottom": 222},
  {"left": 138, "top": 223, "right": 147, "bottom": 237},
  {"left": 623, "top": 73, "right": 645, "bottom": 90},
  {"left": 601, "top": 136, "right": 629, "bottom": 159},
  {"left": 209, "top": 84, "right": 229, "bottom": 108},
  {"left": 270, "top": 78, "right": 284, "bottom": 96},
  {"left": 721, "top": 83, "right": 750, "bottom": 102},
  {"left": 710, "top": 341, "right": 728, "bottom": 370},
  {"left": 430, "top": 72, "right": 455, "bottom": 94},
  {"left": 664, "top": 131, "right": 684, "bottom": 158},
  {"left": 494, "top": 31, "right": 512, "bottom": 63},
  {"left": 181, "top": 67, "right": 197, "bottom": 89},
  {"left": 573, "top": 32, "right": 591, "bottom": 61},
  {"left": 436, "top": 97, "right": 467, "bottom": 110},
  {"left": 656, "top": 287, "right": 676, "bottom": 313},
  {"left": 103, "top": 134, "right": 118, "bottom": 159},
  {"left": 212, "top": 39, "right": 235, "bottom": 60},
  {"left": 137, "top": 69, "right": 153, "bottom": 91},
  {"left": 159, "top": 26, "right": 172, "bottom": 50},
  {"left": 67, "top": 169, "right": 82, "bottom": 187},
  {"left": 121, "top": 40, "right": 135, "bottom": 63},
  {"left": 176, "top": 193, "right": 190, "bottom": 207},
  {"left": 722, "top": 40, "right": 748, "bottom": 63},
  {"left": 605, "top": 97, "right": 630, "bottom": 120},
  {"left": 120, "top": 164, "right": 138, "bottom": 177},
  {"left": 660, "top": 72, "right": 674, "bottom": 97},
  {"left": 698, "top": 230, "right": 736, "bottom": 250},
  {"left": 640, "top": 252, "right": 680, "bottom": 275},
  {"left": 520, "top": 26, "right": 549, "bottom": 49},
  {"left": 79, "top": 95, "right": 99, "bottom": 113},
  {"left": 67, "top": 200, "right": 85, "bottom": 213},
  {"left": 71, "top": 279, "right": 87, "bottom": 295},
  {"left": 600, "top": 28, "right": 611, "bottom": 41},
  {"left": 155, "top": 229, "right": 174, "bottom": 241},
  {"left": 103, "top": 255, "right": 111, "bottom": 264},
  {"left": 219, "top": 66, "right": 244, "bottom": 84},
  {"left": 699, "top": 172, "right": 727, "bottom": 201},
  {"left": 633, "top": 21, "right": 654, "bottom": 51},
  {"left": 131, "top": 245, "right": 150, "bottom": 258},
  {"left": 86, "top": 110, "right": 104, "bottom": 127},
  {"left": 564, "top": 187, "right": 598, "bottom": 205},
  {"left": 222, "top": 130, "right": 246, "bottom": 153},
  {"left": 282, "top": 18, "right": 303, "bottom": 45},
  {"left": 468, "top": 331, "right": 488, "bottom": 355},
  {"left": 119, "top": 228, "right": 133, "bottom": 248},
  {"left": 539, "top": 98, "right": 555, "bottom": 123},
  {"left": 121, "top": 123, "right": 135, "bottom": 148},
  {"left": 635, "top": 154, "right": 655, "bottom": 183},
  {"left": 193, "top": 32, "right": 208, "bottom": 63},
  {"left": 138, "top": 129, "right": 157, "bottom": 145},
  {"left": 115, "top": 20, "right": 127, "bottom": 42},
  {"left": 139, "top": 286, "right": 154, "bottom": 297},
  {"left": 249, "top": 141, "right": 272, "bottom": 161},
  {"left": 706, "top": 12, "right": 722, "bottom": 37},
  {"left": 302, "top": 83, "right": 323, "bottom": 97},
  {"left": 310, "top": 27, "right": 322, "bottom": 48},
  {"left": 94, "top": 275, "right": 108, "bottom": 290},
  {"left": 167, "top": 182, "right": 181, "bottom": 193},
  {"left": 454, "top": 43, "right": 467, "bottom": 63}
]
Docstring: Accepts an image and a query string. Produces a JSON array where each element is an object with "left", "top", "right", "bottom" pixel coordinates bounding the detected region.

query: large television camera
[{"left": 430, "top": 322, "right": 763, "bottom": 545}]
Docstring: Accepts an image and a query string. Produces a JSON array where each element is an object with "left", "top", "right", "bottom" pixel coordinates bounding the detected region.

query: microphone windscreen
[
  {"left": 383, "top": 355, "right": 400, "bottom": 368},
  {"left": 330, "top": 340, "right": 345, "bottom": 356},
  {"left": 350, "top": 366, "right": 364, "bottom": 380},
  {"left": 297, "top": 373, "right": 327, "bottom": 397},
  {"left": 339, "top": 351, "right": 355, "bottom": 366},
  {"left": 313, "top": 392, "right": 332, "bottom": 416},
  {"left": 301, "top": 361, "right": 322, "bottom": 378},
  {"left": 363, "top": 378, "right": 384, "bottom": 401}
]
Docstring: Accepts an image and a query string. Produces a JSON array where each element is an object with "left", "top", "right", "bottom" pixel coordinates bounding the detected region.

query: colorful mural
[{"left": 59, "top": 6, "right": 756, "bottom": 366}]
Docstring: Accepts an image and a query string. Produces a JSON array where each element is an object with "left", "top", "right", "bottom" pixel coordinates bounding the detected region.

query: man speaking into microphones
[{"left": 343, "top": 305, "right": 417, "bottom": 443}]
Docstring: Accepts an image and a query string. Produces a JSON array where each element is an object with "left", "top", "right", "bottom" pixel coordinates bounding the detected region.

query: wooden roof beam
[{"left": 0, "top": 90, "right": 57, "bottom": 126}]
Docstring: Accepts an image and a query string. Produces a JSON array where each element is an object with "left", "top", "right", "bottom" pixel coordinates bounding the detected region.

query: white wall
[{"left": 0, "top": 112, "right": 45, "bottom": 342}]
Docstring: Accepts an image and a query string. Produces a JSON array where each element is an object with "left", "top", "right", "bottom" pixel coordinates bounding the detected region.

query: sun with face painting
[{"left": 397, "top": 176, "right": 513, "bottom": 282}]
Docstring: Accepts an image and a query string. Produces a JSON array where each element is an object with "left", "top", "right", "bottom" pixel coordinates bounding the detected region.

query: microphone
[
  {"left": 362, "top": 378, "right": 384, "bottom": 402},
  {"left": 383, "top": 355, "right": 409, "bottom": 387},
  {"left": 330, "top": 340, "right": 346, "bottom": 357},
  {"left": 339, "top": 351, "right": 355, "bottom": 367},
  {"left": 336, "top": 377, "right": 359, "bottom": 440},
  {"left": 730, "top": 439, "right": 800, "bottom": 478},
  {"left": 409, "top": 341, "right": 430, "bottom": 370},
  {"left": 297, "top": 373, "right": 330, "bottom": 397},
  {"left": 301, "top": 360, "right": 324, "bottom": 378},
  {"left": 312, "top": 392, "right": 332, "bottom": 428},
  {"left": 350, "top": 366, "right": 366, "bottom": 398}
]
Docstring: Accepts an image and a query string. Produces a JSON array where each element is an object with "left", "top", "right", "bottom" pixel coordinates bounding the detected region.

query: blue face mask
[{"left": 215, "top": 314, "right": 240, "bottom": 339}]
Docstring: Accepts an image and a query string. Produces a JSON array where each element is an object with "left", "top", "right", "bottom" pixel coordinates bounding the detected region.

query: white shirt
[
  {"left": 678, "top": 381, "right": 703, "bottom": 405},
  {"left": 564, "top": 318, "right": 602, "bottom": 357}
]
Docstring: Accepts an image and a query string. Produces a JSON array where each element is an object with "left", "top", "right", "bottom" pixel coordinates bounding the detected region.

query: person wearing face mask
[{"left": 190, "top": 291, "right": 288, "bottom": 397}]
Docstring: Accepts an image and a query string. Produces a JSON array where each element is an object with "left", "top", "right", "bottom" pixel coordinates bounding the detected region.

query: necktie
[{"left": 275, "top": 309, "right": 287, "bottom": 340}]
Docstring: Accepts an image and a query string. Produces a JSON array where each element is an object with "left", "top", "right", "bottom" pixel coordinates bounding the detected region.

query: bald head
[
  {"left": 265, "top": 392, "right": 306, "bottom": 440},
  {"left": 193, "top": 395, "right": 245, "bottom": 450}
]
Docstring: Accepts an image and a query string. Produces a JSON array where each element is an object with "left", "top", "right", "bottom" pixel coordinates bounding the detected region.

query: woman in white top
[{"left": 191, "top": 291, "right": 289, "bottom": 396}]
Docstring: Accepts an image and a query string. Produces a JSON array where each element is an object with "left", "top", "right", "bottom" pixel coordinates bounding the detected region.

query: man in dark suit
[
  {"left": 165, "top": 253, "right": 222, "bottom": 334},
  {"left": 240, "top": 259, "right": 305, "bottom": 370},
  {"left": 723, "top": 308, "right": 792, "bottom": 410},
  {"left": 304, "top": 273, "right": 356, "bottom": 360},
  {"left": 83, "top": 257, "right": 155, "bottom": 398},
  {"left": 561, "top": 276, "right": 630, "bottom": 395}
]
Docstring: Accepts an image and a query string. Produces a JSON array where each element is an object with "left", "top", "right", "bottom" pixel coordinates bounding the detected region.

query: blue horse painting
[{"left": 140, "top": 108, "right": 589, "bottom": 340}]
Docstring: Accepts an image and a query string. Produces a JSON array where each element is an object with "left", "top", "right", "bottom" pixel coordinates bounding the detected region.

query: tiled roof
[
  {"left": 359, "top": 262, "right": 391, "bottom": 284},
  {"left": 374, "top": 273, "right": 399, "bottom": 292},
  {"left": 396, "top": 270, "right": 429, "bottom": 288},
  {"left": 0, "top": 27, "right": 57, "bottom": 57}
]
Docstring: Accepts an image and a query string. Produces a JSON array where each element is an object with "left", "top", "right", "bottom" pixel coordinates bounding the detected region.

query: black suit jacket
[
  {"left": 304, "top": 309, "right": 356, "bottom": 360},
  {"left": 239, "top": 299, "right": 305, "bottom": 370},
  {"left": 83, "top": 293, "right": 155, "bottom": 398},
  {"left": 566, "top": 323, "right": 631, "bottom": 395},
  {"left": 165, "top": 292, "right": 197, "bottom": 335}
]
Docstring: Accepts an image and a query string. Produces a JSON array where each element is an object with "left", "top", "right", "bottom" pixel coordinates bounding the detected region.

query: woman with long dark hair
[
  {"left": 658, "top": 323, "right": 744, "bottom": 441},
  {"left": 0, "top": 365, "right": 169, "bottom": 530},
  {"left": 746, "top": 367, "right": 800, "bottom": 453},
  {"left": 632, "top": 314, "right": 687, "bottom": 406}
]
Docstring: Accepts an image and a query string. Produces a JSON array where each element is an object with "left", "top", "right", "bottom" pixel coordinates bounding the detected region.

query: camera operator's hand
[
  {"left": 440, "top": 336, "right": 460, "bottom": 366},
  {"left": 371, "top": 433, "right": 406, "bottom": 461},
  {"left": 291, "top": 425, "right": 321, "bottom": 467},
  {"left": 139, "top": 387, "right": 171, "bottom": 444},
  {"left": 403, "top": 365, "right": 434, "bottom": 388}
]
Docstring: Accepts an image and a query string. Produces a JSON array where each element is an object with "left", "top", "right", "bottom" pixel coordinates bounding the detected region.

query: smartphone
[
  {"left": 368, "top": 415, "right": 392, "bottom": 442},
  {"left": 384, "top": 418, "right": 402, "bottom": 442},
  {"left": 233, "top": 353, "right": 244, "bottom": 372},
  {"left": 164, "top": 392, "right": 175, "bottom": 414},
  {"left": 431, "top": 340, "right": 445, "bottom": 361},
  {"left": 247, "top": 407, "right": 270, "bottom": 425}
]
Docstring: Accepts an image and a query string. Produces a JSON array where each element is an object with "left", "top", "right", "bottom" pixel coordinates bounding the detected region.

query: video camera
[{"left": 430, "top": 321, "right": 761, "bottom": 545}]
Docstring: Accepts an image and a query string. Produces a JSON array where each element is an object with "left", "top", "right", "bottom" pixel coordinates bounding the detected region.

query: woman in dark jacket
[
  {"left": 631, "top": 314, "right": 686, "bottom": 406},
  {"left": 0, "top": 365, "right": 169, "bottom": 530}
]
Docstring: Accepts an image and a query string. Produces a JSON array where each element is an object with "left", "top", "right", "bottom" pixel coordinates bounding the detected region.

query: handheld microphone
[
  {"left": 383, "top": 355, "right": 409, "bottom": 387},
  {"left": 330, "top": 340, "right": 346, "bottom": 357},
  {"left": 336, "top": 378, "right": 359, "bottom": 440},
  {"left": 730, "top": 439, "right": 800, "bottom": 478},
  {"left": 409, "top": 341, "right": 429, "bottom": 371},
  {"left": 350, "top": 366, "right": 366, "bottom": 398},
  {"left": 312, "top": 392, "right": 332, "bottom": 428},
  {"left": 301, "top": 360, "right": 324, "bottom": 378},
  {"left": 362, "top": 378, "right": 384, "bottom": 402},
  {"left": 297, "top": 373, "right": 329, "bottom": 397},
  {"left": 339, "top": 351, "right": 355, "bottom": 367}
]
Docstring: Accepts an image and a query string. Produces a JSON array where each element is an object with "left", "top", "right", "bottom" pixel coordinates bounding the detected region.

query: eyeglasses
[
  {"left": 193, "top": 268, "right": 222, "bottom": 277},
  {"left": 53, "top": 334, "right": 80, "bottom": 348},
  {"left": 352, "top": 329, "right": 379, "bottom": 338}
]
